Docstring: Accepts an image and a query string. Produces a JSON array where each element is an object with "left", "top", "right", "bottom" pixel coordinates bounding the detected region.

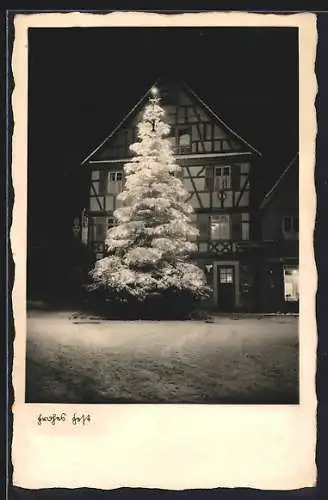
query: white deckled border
[{"left": 11, "top": 11, "right": 317, "bottom": 490}]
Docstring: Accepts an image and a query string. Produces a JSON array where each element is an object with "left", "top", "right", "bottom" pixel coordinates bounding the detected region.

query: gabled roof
[
  {"left": 260, "top": 153, "right": 299, "bottom": 210},
  {"left": 182, "top": 83, "right": 262, "bottom": 158},
  {"left": 81, "top": 77, "right": 262, "bottom": 165}
]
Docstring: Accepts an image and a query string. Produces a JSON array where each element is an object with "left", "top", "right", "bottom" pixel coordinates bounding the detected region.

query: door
[
  {"left": 216, "top": 265, "right": 235, "bottom": 311},
  {"left": 261, "top": 262, "right": 285, "bottom": 312}
]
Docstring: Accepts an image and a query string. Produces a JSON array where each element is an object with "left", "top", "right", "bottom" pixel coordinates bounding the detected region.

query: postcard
[{"left": 11, "top": 11, "right": 317, "bottom": 490}]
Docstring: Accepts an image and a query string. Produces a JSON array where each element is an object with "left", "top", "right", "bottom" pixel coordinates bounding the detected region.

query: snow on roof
[{"left": 81, "top": 77, "right": 262, "bottom": 166}]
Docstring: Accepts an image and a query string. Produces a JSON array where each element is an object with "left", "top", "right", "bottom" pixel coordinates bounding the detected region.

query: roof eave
[
  {"left": 82, "top": 76, "right": 263, "bottom": 166},
  {"left": 182, "top": 81, "right": 263, "bottom": 158}
]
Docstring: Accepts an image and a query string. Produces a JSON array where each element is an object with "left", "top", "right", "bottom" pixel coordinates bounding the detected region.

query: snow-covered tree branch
[{"left": 88, "top": 88, "right": 211, "bottom": 317}]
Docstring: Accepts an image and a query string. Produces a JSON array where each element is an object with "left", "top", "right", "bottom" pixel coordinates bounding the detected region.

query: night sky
[{"left": 28, "top": 27, "right": 299, "bottom": 244}]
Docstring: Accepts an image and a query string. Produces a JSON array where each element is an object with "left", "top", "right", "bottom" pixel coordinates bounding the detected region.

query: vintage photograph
[{"left": 26, "top": 26, "right": 299, "bottom": 405}]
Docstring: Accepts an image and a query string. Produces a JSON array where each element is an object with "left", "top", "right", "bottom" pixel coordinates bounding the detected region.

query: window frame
[
  {"left": 241, "top": 213, "right": 250, "bottom": 241},
  {"left": 176, "top": 126, "right": 192, "bottom": 153},
  {"left": 219, "top": 267, "right": 234, "bottom": 284},
  {"left": 214, "top": 165, "right": 231, "bottom": 190},
  {"left": 282, "top": 215, "right": 297, "bottom": 233},
  {"left": 107, "top": 170, "right": 123, "bottom": 194},
  {"left": 210, "top": 214, "right": 231, "bottom": 241},
  {"left": 107, "top": 216, "right": 115, "bottom": 230},
  {"left": 283, "top": 265, "right": 299, "bottom": 302}
]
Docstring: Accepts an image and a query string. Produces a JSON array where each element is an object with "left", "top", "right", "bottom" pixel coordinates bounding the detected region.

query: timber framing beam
[{"left": 88, "top": 151, "right": 253, "bottom": 168}]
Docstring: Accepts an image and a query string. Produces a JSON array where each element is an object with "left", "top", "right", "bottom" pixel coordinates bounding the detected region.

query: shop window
[{"left": 283, "top": 266, "right": 299, "bottom": 302}]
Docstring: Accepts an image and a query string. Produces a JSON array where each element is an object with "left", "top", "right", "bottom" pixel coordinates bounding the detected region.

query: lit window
[
  {"left": 179, "top": 133, "right": 191, "bottom": 146},
  {"left": 219, "top": 267, "right": 234, "bottom": 283},
  {"left": 177, "top": 127, "right": 192, "bottom": 153},
  {"left": 215, "top": 166, "right": 231, "bottom": 189},
  {"left": 210, "top": 215, "right": 230, "bottom": 240},
  {"left": 283, "top": 266, "right": 299, "bottom": 302},
  {"left": 108, "top": 171, "right": 123, "bottom": 194}
]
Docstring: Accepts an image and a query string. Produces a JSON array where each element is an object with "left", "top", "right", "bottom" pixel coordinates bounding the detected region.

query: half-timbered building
[
  {"left": 80, "top": 78, "right": 263, "bottom": 312},
  {"left": 258, "top": 153, "right": 299, "bottom": 312}
]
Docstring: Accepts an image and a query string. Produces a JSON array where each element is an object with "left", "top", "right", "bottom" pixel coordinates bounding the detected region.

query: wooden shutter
[
  {"left": 231, "top": 164, "right": 240, "bottom": 191},
  {"left": 231, "top": 213, "right": 242, "bottom": 240},
  {"left": 88, "top": 217, "right": 95, "bottom": 244},
  {"left": 197, "top": 214, "right": 209, "bottom": 239},
  {"left": 96, "top": 220, "right": 108, "bottom": 241},
  {"left": 205, "top": 166, "right": 214, "bottom": 191},
  {"left": 99, "top": 170, "right": 108, "bottom": 195}
]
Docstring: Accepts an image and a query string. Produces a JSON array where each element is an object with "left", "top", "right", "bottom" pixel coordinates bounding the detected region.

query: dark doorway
[
  {"left": 217, "top": 265, "right": 235, "bottom": 311},
  {"left": 261, "top": 262, "right": 285, "bottom": 312}
]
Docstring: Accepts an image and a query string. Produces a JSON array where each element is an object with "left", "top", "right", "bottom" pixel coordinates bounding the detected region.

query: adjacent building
[
  {"left": 79, "top": 77, "right": 298, "bottom": 313},
  {"left": 259, "top": 154, "right": 299, "bottom": 312}
]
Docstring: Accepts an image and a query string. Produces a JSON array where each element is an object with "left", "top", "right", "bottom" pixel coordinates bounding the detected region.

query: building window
[
  {"left": 219, "top": 267, "right": 234, "bottom": 283},
  {"left": 210, "top": 214, "right": 230, "bottom": 240},
  {"left": 241, "top": 213, "right": 250, "bottom": 240},
  {"left": 283, "top": 266, "right": 299, "bottom": 302},
  {"left": 93, "top": 242, "right": 105, "bottom": 261},
  {"left": 171, "top": 167, "right": 184, "bottom": 180},
  {"left": 89, "top": 216, "right": 106, "bottom": 244},
  {"left": 177, "top": 127, "right": 192, "bottom": 153},
  {"left": 91, "top": 170, "right": 100, "bottom": 180},
  {"left": 215, "top": 166, "right": 231, "bottom": 190},
  {"left": 204, "top": 167, "right": 214, "bottom": 191},
  {"left": 108, "top": 171, "right": 123, "bottom": 194},
  {"left": 283, "top": 215, "right": 292, "bottom": 232},
  {"left": 282, "top": 215, "right": 298, "bottom": 234},
  {"left": 107, "top": 216, "right": 115, "bottom": 229}
]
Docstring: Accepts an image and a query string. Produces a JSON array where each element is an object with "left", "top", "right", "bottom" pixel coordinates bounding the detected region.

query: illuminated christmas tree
[{"left": 88, "top": 87, "right": 210, "bottom": 317}]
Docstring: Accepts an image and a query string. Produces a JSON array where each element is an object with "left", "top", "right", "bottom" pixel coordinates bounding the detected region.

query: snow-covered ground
[{"left": 26, "top": 310, "right": 298, "bottom": 404}]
